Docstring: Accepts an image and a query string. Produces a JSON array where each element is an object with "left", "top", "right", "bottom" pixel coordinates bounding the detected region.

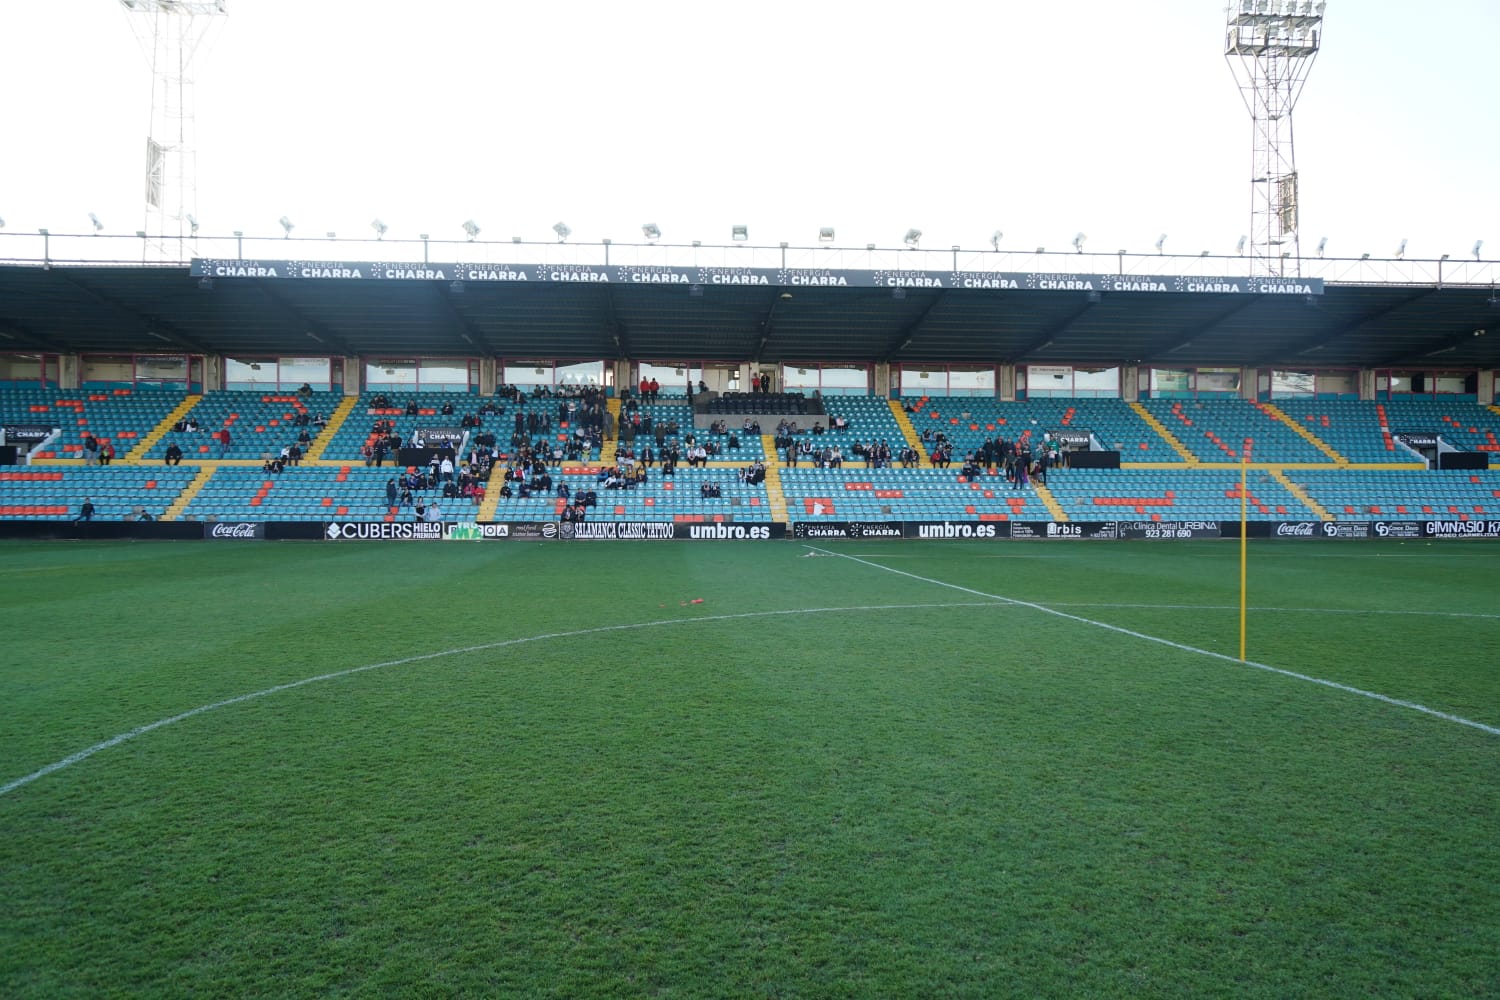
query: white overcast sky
[{"left": 2, "top": 0, "right": 1497, "bottom": 261}]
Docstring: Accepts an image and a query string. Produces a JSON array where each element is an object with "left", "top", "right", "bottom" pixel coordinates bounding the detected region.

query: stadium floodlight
[
  {"left": 732, "top": 224, "right": 748, "bottom": 241},
  {"left": 1236, "top": 235, "right": 1247, "bottom": 255},
  {"left": 1072, "top": 232, "right": 1087, "bottom": 254},
  {"left": 1155, "top": 234, "right": 1167, "bottom": 254},
  {"left": 1395, "top": 238, "right": 1407, "bottom": 260},
  {"left": 819, "top": 227, "right": 835, "bottom": 242},
  {"left": 325, "top": 231, "right": 337, "bottom": 239},
  {"left": 462, "top": 219, "right": 480, "bottom": 241},
  {"left": 135, "top": 230, "right": 147, "bottom": 238},
  {"left": 553, "top": 222, "right": 572, "bottom": 243},
  {"left": 1360, "top": 253, "right": 1371, "bottom": 260},
  {"left": 903, "top": 228, "right": 922, "bottom": 248},
  {"left": 0, "top": 216, "right": 5, "bottom": 228},
  {"left": 371, "top": 219, "right": 388, "bottom": 239},
  {"left": 279, "top": 216, "right": 294, "bottom": 237},
  {"left": 866, "top": 243, "right": 876, "bottom": 250},
  {"left": 1474, "top": 240, "right": 1485, "bottom": 260},
  {"left": 89, "top": 212, "right": 103, "bottom": 233},
  {"left": 642, "top": 223, "right": 661, "bottom": 242},
  {"left": 990, "top": 230, "right": 1003, "bottom": 251},
  {"left": 186, "top": 213, "right": 198, "bottom": 235},
  {"left": 1315, "top": 237, "right": 1327, "bottom": 257}
]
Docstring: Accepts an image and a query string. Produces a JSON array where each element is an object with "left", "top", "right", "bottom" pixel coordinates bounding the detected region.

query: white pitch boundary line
[
  {"left": 809, "top": 546, "right": 1500, "bottom": 739},
  {"left": 0, "top": 602, "right": 1003, "bottom": 799},
  {"left": 1046, "top": 602, "right": 1500, "bottom": 622}
]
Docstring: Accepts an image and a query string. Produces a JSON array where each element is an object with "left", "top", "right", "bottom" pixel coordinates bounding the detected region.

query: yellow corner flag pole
[{"left": 1239, "top": 444, "right": 1249, "bottom": 662}]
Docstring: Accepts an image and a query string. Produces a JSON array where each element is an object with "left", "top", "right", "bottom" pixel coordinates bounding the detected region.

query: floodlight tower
[
  {"left": 119, "top": 0, "right": 227, "bottom": 261},
  {"left": 1224, "top": 0, "right": 1325, "bottom": 277}
]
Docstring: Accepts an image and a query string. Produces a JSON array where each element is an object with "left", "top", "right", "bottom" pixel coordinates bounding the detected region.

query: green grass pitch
[{"left": 2, "top": 538, "right": 1498, "bottom": 998}]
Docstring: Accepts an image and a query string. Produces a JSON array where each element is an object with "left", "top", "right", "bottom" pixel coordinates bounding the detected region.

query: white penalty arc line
[
  {"left": 0, "top": 602, "right": 1001, "bottom": 799},
  {"left": 809, "top": 546, "right": 1500, "bottom": 739}
]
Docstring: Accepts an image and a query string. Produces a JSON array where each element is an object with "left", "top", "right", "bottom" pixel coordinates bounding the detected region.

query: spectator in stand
[
  {"left": 73, "top": 497, "right": 96, "bottom": 523},
  {"left": 98, "top": 438, "right": 115, "bottom": 466},
  {"left": 82, "top": 435, "right": 99, "bottom": 466},
  {"left": 217, "top": 428, "right": 231, "bottom": 459},
  {"left": 386, "top": 478, "right": 398, "bottom": 506},
  {"left": 164, "top": 441, "right": 184, "bottom": 466},
  {"left": 648, "top": 377, "right": 660, "bottom": 401}
]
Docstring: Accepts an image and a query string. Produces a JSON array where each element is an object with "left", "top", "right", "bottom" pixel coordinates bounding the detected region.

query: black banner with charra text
[{"left": 190, "top": 259, "right": 1325, "bottom": 296}]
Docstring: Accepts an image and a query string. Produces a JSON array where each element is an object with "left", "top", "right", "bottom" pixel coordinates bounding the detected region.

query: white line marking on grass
[
  {"left": 1046, "top": 602, "right": 1500, "bottom": 622},
  {"left": 809, "top": 546, "right": 1500, "bottom": 738},
  {"left": 0, "top": 602, "right": 1004, "bottom": 799}
]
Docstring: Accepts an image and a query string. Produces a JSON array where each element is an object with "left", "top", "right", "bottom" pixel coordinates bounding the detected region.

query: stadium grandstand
[{"left": 1, "top": 245, "right": 1498, "bottom": 541}]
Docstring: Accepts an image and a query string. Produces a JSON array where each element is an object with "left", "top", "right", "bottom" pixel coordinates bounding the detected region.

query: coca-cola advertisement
[
  {"left": 204, "top": 522, "right": 266, "bottom": 540},
  {"left": 1273, "top": 522, "right": 1319, "bottom": 537}
]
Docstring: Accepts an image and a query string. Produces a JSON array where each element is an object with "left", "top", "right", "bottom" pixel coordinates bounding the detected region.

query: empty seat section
[
  {"left": 1292, "top": 469, "right": 1500, "bottom": 521},
  {"left": 1046, "top": 468, "right": 1305, "bottom": 521},
  {"left": 1137, "top": 398, "right": 1328, "bottom": 463},
  {"left": 0, "top": 466, "right": 197, "bottom": 520},
  {"left": 143, "top": 390, "right": 343, "bottom": 461},
  {"left": 0, "top": 386, "right": 185, "bottom": 460},
  {"left": 781, "top": 468, "right": 1045, "bottom": 521}
]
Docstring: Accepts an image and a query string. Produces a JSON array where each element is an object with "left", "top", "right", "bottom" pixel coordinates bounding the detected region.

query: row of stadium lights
[{"left": 5, "top": 215, "right": 1489, "bottom": 261}]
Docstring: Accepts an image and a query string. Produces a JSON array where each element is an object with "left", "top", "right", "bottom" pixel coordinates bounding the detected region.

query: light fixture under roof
[
  {"left": 990, "top": 230, "right": 1003, "bottom": 251},
  {"left": 1072, "top": 232, "right": 1087, "bottom": 253},
  {"left": 903, "top": 228, "right": 922, "bottom": 248},
  {"left": 819, "top": 227, "right": 835, "bottom": 242},
  {"left": 732, "top": 224, "right": 748, "bottom": 241},
  {"left": 186, "top": 213, "right": 198, "bottom": 234},
  {"left": 89, "top": 212, "right": 103, "bottom": 233},
  {"left": 462, "top": 219, "right": 480, "bottom": 241},
  {"left": 642, "top": 223, "right": 661, "bottom": 242},
  {"left": 371, "top": 219, "right": 388, "bottom": 239},
  {"left": 1316, "top": 236, "right": 1327, "bottom": 257},
  {"left": 279, "top": 216, "right": 294, "bottom": 237},
  {"left": 1474, "top": 239, "right": 1485, "bottom": 260},
  {"left": 553, "top": 221, "right": 572, "bottom": 243},
  {"left": 1155, "top": 234, "right": 1167, "bottom": 254},
  {"left": 1395, "top": 238, "right": 1407, "bottom": 260},
  {"left": 1236, "top": 235, "right": 1247, "bottom": 255}
]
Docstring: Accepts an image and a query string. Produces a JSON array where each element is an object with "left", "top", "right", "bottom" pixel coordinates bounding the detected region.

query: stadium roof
[{"left": 1, "top": 263, "right": 1497, "bottom": 370}]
